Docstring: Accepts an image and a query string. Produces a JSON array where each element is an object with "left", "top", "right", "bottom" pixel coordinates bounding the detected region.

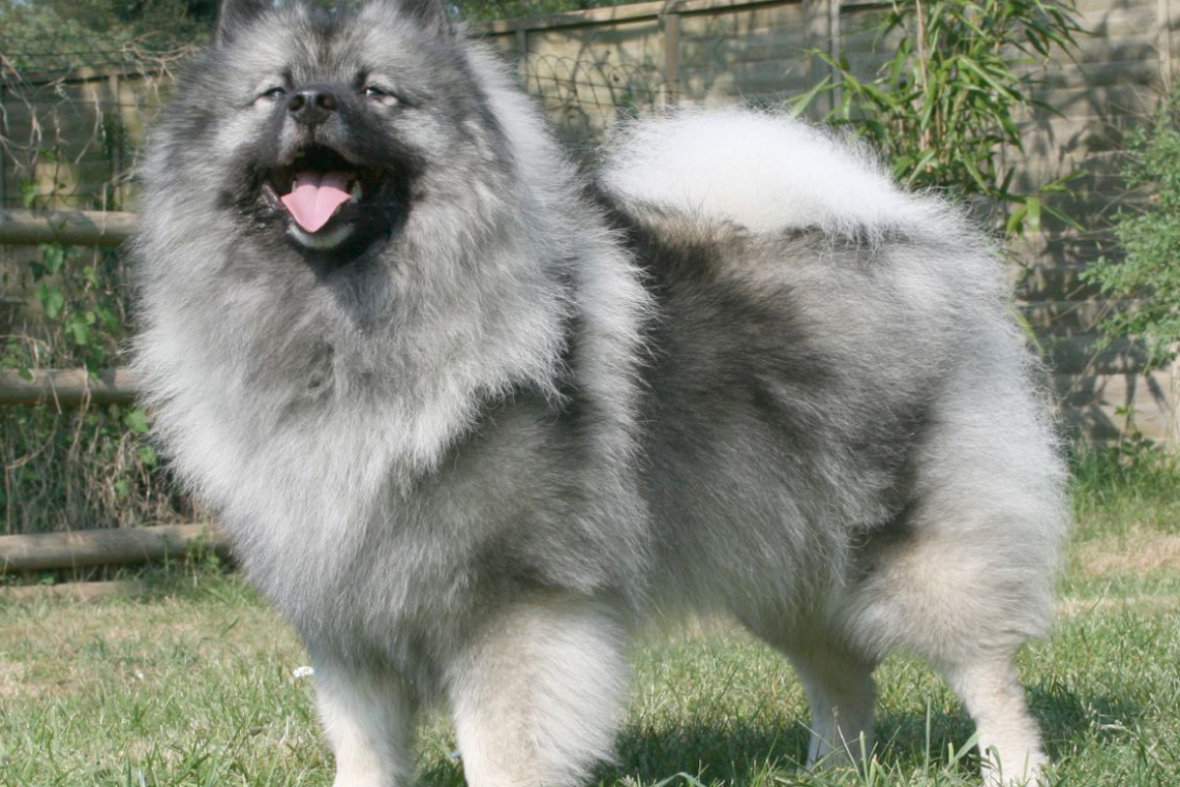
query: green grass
[{"left": 2, "top": 451, "right": 1179, "bottom": 787}]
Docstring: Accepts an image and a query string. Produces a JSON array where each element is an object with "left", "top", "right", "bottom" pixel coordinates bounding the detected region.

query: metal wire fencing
[
  {"left": 521, "top": 53, "right": 666, "bottom": 149},
  {"left": 0, "top": 44, "right": 193, "bottom": 211},
  {"left": 0, "top": 50, "right": 666, "bottom": 211},
  {"left": 0, "top": 45, "right": 193, "bottom": 535},
  {"left": 0, "top": 45, "right": 665, "bottom": 534}
]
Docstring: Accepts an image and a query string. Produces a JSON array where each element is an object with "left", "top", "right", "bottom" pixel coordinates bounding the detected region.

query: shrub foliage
[
  {"left": 1083, "top": 96, "right": 1180, "bottom": 371},
  {"left": 797, "top": 0, "right": 1082, "bottom": 237}
]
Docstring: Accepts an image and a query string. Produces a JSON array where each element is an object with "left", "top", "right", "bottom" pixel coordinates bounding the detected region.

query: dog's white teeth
[{"left": 350, "top": 181, "right": 362, "bottom": 203}]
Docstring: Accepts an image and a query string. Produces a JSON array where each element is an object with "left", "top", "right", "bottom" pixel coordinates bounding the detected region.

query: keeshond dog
[{"left": 133, "top": 1, "right": 1068, "bottom": 785}]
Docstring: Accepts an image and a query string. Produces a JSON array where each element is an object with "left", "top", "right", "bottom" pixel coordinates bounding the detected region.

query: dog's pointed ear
[
  {"left": 215, "top": 0, "right": 273, "bottom": 46},
  {"left": 373, "top": 0, "right": 455, "bottom": 38}
]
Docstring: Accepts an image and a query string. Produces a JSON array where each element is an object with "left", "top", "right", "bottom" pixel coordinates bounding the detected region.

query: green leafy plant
[
  {"left": 1, "top": 230, "right": 188, "bottom": 534},
  {"left": 1082, "top": 95, "right": 1180, "bottom": 372},
  {"left": 796, "top": 0, "right": 1083, "bottom": 237},
  {"left": 20, "top": 242, "right": 124, "bottom": 373}
]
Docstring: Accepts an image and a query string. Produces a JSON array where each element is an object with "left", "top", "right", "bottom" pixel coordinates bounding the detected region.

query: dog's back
[{"left": 602, "top": 111, "right": 1067, "bottom": 784}]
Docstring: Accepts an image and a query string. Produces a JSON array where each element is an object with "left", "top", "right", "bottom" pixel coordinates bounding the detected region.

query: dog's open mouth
[{"left": 261, "top": 145, "right": 384, "bottom": 237}]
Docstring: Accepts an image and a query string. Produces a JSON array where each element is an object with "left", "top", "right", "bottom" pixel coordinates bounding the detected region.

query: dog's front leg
[
  {"left": 313, "top": 659, "right": 419, "bottom": 787},
  {"left": 446, "top": 595, "right": 630, "bottom": 787}
]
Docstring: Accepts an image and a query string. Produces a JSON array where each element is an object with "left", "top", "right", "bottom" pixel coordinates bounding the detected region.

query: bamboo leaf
[
  {"left": 798, "top": 0, "right": 1082, "bottom": 237},
  {"left": 787, "top": 76, "right": 834, "bottom": 118}
]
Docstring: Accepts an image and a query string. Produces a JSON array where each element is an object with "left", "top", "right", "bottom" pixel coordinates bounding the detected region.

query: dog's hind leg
[
  {"left": 846, "top": 525, "right": 1053, "bottom": 786},
  {"left": 940, "top": 654, "right": 1046, "bottom": 786},
  {"left": 743, "top": 618, "right": 877, "bottom": 771},
  {"left": 313, "top": 661, "right": 418, "bottom": 787},
  {"left": 446, "top": 595, "right": 630, "bottom": 787},
  {"left": 842, "top": 365, "right": 1066, "bottom": 785},
  {"left": 789, "top": 644, "right": 878, "bottom": 770}
]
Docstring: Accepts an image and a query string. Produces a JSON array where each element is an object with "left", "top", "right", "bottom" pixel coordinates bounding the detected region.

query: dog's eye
[
  {"left": 261, "top": 86, "right": 286, "bottom": 100},
  {"left": 363, "top": 85, "right": 396, "bottom": 103}
]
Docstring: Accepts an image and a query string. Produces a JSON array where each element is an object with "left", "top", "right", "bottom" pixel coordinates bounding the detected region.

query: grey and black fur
[{"left": 133, "top": 2, "right": 1069, "bottom": 786}]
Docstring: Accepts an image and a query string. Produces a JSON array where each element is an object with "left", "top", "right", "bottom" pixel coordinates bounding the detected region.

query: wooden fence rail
[
  {"left": 0, "top": 368, "right": 139, "bottom": 406},
  {"left": 0, "top": 360, "right": 157, "bottom": 582},
  {"left": 1, "top": 209, "right": 139, "bottom": 411},
  {"left": 0, "top": 524, "right": 228, "bottom": 573},
  {"left": 0, "top": 209, "right": 136, "bottom": 246}
]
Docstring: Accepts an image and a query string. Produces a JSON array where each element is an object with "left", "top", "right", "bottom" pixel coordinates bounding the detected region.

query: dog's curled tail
[{"left": 601, "top": 109, "right": 957, "bottom": 241}]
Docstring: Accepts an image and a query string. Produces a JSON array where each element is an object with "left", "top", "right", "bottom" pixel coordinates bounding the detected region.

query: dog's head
[{"left": 156, "top": 0, "right": 513, "bottom": 265}]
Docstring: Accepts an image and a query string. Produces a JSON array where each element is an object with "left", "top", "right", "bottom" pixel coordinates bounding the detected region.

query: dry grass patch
[
  {"left": 1058, "top": 593, "right": 1180, "bottom": 616},
  {"left": 1077, "top": 533, "right": 1180, "bottom": 577}
]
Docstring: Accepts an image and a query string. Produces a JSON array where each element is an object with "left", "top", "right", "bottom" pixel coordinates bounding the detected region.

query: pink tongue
[{"left": 280, "top": 171, "right": 352, "bottom": 233}]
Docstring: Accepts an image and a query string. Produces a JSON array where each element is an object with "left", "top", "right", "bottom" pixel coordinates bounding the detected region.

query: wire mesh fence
[
  {"left": 0, "top": 46, "right": 193, "bottom": 211},
  {"left": 0, "top": 45, "right": 666, "bottom": 535},
  {"left": 0, "top": 47, "right": 190, "bottom": 535},
  {"left": 0, "top": 32, "right": 188, "bottom": 73},
  {"left": 0, "top": 50, "right": 665, "bottom": 210},
  {"left": 522, "top": 53, "right": 666, "bottom": 148}
]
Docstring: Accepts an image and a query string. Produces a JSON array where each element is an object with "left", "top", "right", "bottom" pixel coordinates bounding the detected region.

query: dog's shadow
[
  {"left": 415, "top": 682, "right": 1139, "bottom": 786},
  {"left": 602, "top": 683, "right": 1139, "bottom": 784},
  {"left": 608, "top": 718, "right": 809, "bottom": 783},
  {"left": 1032, "top": 678, "right": 1142, "bottom": 757}
]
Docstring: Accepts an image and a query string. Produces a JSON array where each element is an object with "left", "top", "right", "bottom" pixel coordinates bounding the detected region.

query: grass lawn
[{"left": 2, "top": 451, "right": 1178, "bottom": 787}]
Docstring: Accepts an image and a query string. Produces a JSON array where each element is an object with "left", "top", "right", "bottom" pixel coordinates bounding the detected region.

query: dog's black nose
[{"left": 288, "top": 86, "right": 338, "bottom": 126}]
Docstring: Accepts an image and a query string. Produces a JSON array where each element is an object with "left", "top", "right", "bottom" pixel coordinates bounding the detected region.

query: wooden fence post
[
  {"left": 517, "top": 27, "right": 531, "bottom": 88},
  {"left": 804, "top": 0, "right": 840, "bottom": 116},
  {"left": 1171, "top": 351, "right": 1180, "bottom": 445},
  {"left": 0, "top": 82, "right": 7, "bottom": 206},
  {"left": 828, "top": 0, "right": 842, "bottom": 112},
  {"left": 1161, "top": 0, "right": 1175, "bottom": 88},
  {"left": 107, "top": 72, "right": 124, "bottom": 210},
  {"left": 663, "top": 5, "right": 681, "bottom": 107}
]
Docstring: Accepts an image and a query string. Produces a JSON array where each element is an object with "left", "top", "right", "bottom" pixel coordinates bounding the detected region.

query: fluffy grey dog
[{"left": 133, "top": 1, "right": 1068, "bottom": 785}]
